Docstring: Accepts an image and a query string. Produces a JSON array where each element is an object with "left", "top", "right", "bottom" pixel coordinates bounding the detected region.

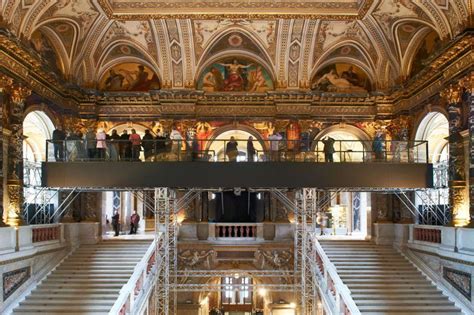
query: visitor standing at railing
[
  {"left": 142, "top": 129, "right": 154, "bottom": 160},
  {"left": 322, "top": 136, "right": 335, "bottom": 162},
  {"left": 170, "top": 126, "right": 183, "bottom": 158},
  {"left": 119, "top": 130, "right": 131, "bottom": 160},
  {"left": 129, "top": 129, "right": 142, "bottom": 161},
  {"left": 85, "top": 128, "right": 96, "bottom": 160},
  {"left": 96, "top": 129, "right": 107, "bottom": 160},
  {"left": 247, "top": 136, "right": 256, "bottom": 162},
  {"left": 226, "top": 136, "right": 239, "bottom": 161},
  {"left": 268, "top": 132, "right": 282, "bottom": 161},
  {"left": 191, "top": 135, "right": 199, "bottom": 161},
  {"left": 155, "top": 130, "right": 167, "bottom": 154},
  {"left": 109, "top": 129, "right": 120, "bottom": 161},
  {"left": 52, "top": 126, "right": 65, "bottom": 161},
  {"left": 373, "top": 132, "right": 384, "bottom": 161}
]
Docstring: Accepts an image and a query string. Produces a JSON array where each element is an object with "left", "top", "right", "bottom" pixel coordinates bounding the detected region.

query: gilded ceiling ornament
[
  {"left": 441, "top": 84, "right": 462, "bottom": 104},
  {"left": 10, "top": 84, "right": 31, "bottom": 105},
  {"left": 0, "top": 74, "right": 13, "bottom": 92}
]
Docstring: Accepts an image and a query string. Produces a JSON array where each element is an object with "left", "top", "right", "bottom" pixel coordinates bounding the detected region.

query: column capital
[
  {"left": 10, "top": 83, "right": 31, "bottom": 105},
  {"left": 441, "top": 83, "right": 462, "bottom": 104},
  {"left": 0, "top": 74, "right": 13, "bottom": 92}
]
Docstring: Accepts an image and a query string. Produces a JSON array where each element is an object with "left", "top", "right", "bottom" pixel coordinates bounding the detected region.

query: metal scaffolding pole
[{"left": 154, "top": 187, "right": 177, "bottom": 315}]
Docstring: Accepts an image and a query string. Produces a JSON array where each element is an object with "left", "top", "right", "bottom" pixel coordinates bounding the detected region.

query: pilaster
[{"left": 0, "top": 74, "right": 12, "bottom": 226}]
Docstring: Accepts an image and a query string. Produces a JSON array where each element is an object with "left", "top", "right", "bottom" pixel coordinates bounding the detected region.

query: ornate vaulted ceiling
[{"left": 0, "top": 0, "right": 470, "bottom": 94}]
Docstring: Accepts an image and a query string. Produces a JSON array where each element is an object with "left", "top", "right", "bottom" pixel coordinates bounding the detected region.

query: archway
[
  {"left": 22, "top": 110, "right": 57, "bottom": 223},
  {"left": 414, "top": 112, "right": 449, "bottom": 220},
  {"left": 415, "top": 112, "right": 449, "bottom": 164},
  {"left": 313, "top": 124, "right": 371, "bottom": 162},
  {"left": 206, "top": 127, "right": 265, "bottom": 162}
]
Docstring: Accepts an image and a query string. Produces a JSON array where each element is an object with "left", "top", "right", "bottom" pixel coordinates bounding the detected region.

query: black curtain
[{"left": 215, "top": 191, "right": 258, "bottom": 222}]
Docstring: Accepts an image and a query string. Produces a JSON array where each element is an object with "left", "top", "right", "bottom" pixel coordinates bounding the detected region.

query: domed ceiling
[{"left": 0, "top": 0, "right": 470, "bottom": 93}]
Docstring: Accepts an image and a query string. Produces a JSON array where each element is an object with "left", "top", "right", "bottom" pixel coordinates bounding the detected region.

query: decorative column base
[
  {"left": 6, "top": 180, "right": 24, "bottom": 227},
  {"left": 449, "top": 180, "right": 470, "bottom": 227}
]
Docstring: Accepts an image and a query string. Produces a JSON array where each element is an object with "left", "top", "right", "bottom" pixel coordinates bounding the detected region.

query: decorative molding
[
  {"left": 443, "top": 267, "right": 472, "bottom": 301},
  {"left": 2, "top": 267, "right": 30, "bottom": 301}
]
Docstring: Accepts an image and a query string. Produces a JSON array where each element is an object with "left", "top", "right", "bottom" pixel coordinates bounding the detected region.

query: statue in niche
[{"left": 178, "top": 249, "right": 216, "bottom": 269}]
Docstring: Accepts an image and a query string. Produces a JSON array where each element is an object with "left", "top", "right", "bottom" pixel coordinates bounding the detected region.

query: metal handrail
[{"left": 45, "top": 139, "right": 429, "bottom": 164}]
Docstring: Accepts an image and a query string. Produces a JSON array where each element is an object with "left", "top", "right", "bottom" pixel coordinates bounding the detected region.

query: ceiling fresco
[{"left": 0, "top": 0, "right": 470, "bottom": 93}]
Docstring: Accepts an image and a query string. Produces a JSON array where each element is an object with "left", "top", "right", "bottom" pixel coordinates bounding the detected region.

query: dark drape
[{"left": 215, "top": 191, "right": 257, "bottom": 222}]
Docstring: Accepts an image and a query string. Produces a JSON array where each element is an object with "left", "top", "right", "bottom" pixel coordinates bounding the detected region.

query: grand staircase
[
  {"left": 12, "top": 240, "right": 151, "bottom": 315},
  {"left": 319, "top": 240, "right": 463, "bottom": 315}
]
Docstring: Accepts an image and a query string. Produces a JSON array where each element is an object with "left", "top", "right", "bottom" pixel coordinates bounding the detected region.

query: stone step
[
  {"left": 355, "top": 300, "right": 455, "bottom": 306},
  {"left": 352, "top": 294, "right": 449, "bottom": 300},
  {"left": 358, "top": 305, "right": 462, "bottom": 312},
  {"left": 13, "top": 305, "right": 111, "bottom": 312}
]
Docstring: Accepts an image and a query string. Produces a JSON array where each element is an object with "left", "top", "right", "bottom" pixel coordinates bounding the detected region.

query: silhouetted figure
[
  {"left": 119, "top": 130, "right": 131, "bottom": 160},
  {"left": 226, "top": 136, "right": 238, "bottom": 162},
  {"left": 52, "top": 127, "right": 66, "bottom": 161},
  {"left": 322, "top": 137, "right": 335, "bottom": 162},
  {"left": 130, "top": 210, "right": 140, "bottom": 234},
  {"left": 112, "top": 210, "right": 120, "bottom": 237},
  {"left": 247, "top": 136, "right": 256, "bottom": 162},
  {"left": 142, "top": 129, "right": 154, "bottom": 160}
]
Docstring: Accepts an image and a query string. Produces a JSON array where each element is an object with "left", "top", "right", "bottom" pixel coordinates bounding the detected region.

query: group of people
[
  {"left": 52, "top": 126, "right": 170, "bottom": 162},
  {"left": 111, "top": 209, "right": 140, "bottom": 236},
  {"left": 225, "top": 133, "right": 283, "bottom": 162}
]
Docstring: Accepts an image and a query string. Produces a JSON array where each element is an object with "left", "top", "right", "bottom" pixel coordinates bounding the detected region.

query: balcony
[{"left": 41, "top": 139, "right": 433, "bottom": 189}]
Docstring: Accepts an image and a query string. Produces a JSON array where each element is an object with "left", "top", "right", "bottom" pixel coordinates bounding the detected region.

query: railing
[
  {"left": 109, "top": 239, "right": 157, "bottom": 315},
  {"left": 412, "top": 225, "right": 442, "bottom": 244},
  {"left": 311, "top": 234, "right": 360, "bottom": 315},
  {"left": 45, "top": 139, "right": 429, "bottom": 164},
  {"left": 215, "top": 223, "right": 257, "bottom": 238},
  {"left": 31, "top": 224, "right": 61, "bottom": 243}
]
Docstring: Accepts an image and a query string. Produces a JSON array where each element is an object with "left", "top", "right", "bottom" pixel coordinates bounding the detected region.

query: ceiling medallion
[{"left": 228, "top": 34, "right": 243, "bottom": 47}]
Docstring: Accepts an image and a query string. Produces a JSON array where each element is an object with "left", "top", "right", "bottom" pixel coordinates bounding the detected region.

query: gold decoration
[
  {"left": 10, "top": 84, "right": 31, "bottom": 105},
  {"left": 441, "top": 84, "right": 462, "bottom": 104},
  {"left": 6, "top": 180, "right": 23, "bottom": 227},
  {"left": 0, "top": 74, "right": 13, "bottom": 92}
]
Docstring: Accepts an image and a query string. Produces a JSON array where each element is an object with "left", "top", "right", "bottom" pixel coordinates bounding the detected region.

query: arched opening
[
  {"left": 206, "top": 128, "right": 265, "bottom": 162},
  {"left": 312, "top": 125, "right": 371, "bottom": 237},
  {"left": 23, "top": 110, "right": 57, "bottom": 224},
  {"left": 313, "top": 125, "right": 370, "bottom": 162},
  {"left": 414, "top": 112, "right": 449, "bottom": 222}
]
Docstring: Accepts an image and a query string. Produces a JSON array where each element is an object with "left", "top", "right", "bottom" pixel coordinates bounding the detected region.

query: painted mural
[
  {"left": 99, "top": 63, "right": 160, "bottom": 91},
  {"left": 197, "top": 58, "right": 273, "bottom": 92},
  {"left": 312, "top": 63, "right": 371, "bottom": 93},
  {"left": 30, "top": 31, "right": 63, "bottom": 77},
  {"left": 410, "top": 30, "right": 442, "bottom": 76}
]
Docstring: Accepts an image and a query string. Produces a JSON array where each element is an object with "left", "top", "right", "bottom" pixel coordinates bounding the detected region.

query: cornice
[{"left": 96, "top": 0, "right": 373, "bottom": 20}]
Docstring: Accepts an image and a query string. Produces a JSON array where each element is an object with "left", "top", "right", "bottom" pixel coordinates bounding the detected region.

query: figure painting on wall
[
  {"left": 100, "top": 63, "right": 160, "bottom": 91},
  {"left": 198, "top": 57, "right": 273, "bottom": 92},
  {"left": 312, "top": 63, "right": 371, "bottom": 93},
  {"left": 410, "top": 30, "right": 442, "bottom": 77},
  {"left": 30, "top": 31, "right": 63, "bottom": 78}
]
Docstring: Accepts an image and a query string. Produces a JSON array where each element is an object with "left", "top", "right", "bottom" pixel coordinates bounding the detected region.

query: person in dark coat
[
  {"left": 112, "top": 210, "right": 120, "bottom": 236},
  {"left": 52, "top": 126, "right": 66, "bottom": 161},
  {"left": 322, "top": 136, "right": 335, "bottom": 162},
  {"left": 130, "top": 210, "right": 140, "bottom": 234},
  {"left": 142, "top": 129, "right": 154, "bottom": 160},
  {"left": 119, "top": 130, "right": 131, "bottom": 161},
  {"left": 247, "top": 136, "right": 256, "bottom": 162},
  {"left": 191, "top": 136, "right": 200, "bottom": 161},
  {"left": 225, "top": 136, "right": 238, "bottom": 162}
]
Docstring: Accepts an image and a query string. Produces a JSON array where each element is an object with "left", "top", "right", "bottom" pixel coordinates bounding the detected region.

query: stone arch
[
  {"left": 414, "top": 111, "right": 449, "bottom": 163},
  {"left": 23, "top": 109, "right": 56, "bottom": 162},
  {"left": 205, "top": 124, "right": 267, "bottom": 161},
  {"left": 313, "top": 124, "right": 371, "bottom": 162}
]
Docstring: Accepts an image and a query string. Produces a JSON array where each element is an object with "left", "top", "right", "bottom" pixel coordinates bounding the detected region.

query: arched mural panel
[
  {"left": 197, "top": 57, "right": 274, "bottom": 93},
  {"left": 409, "top": 30, "right": 442, "bottom": 77},
  {"left": 311, "top": 63, "right": 372, "bottom": 93},
  {"left": 99, "top": 62, "right": 160, "bottom": 91}
]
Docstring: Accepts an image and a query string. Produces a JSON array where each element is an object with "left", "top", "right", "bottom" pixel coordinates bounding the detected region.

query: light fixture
[
  {"left": 289, "top": 302, "right": 296, "bottom": 308},
  {"left": 233, "top": 273, "right": 240, "bottom": 279},
  {"left": 258, "top": 288, "right": 267, "bottom": 296}
]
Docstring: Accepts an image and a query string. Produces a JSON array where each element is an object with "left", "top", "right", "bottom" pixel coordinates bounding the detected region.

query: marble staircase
[
  {"left": 11, "top": 239, "right": 151, "bottom": 315},
  {"left": 319, "top": 240, "right": 464, "bottom": 315}
]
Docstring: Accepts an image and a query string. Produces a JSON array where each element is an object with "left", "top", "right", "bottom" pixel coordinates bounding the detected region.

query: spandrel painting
[
  {"left": 312, "top": 63, "right": 371, "bottom": 93},
  {"left": 410, "top": 30, "right": 442, "bottom": 77},
  {"left": 99, "top": 63, "right": 160, "bottom": 91},
  {"left": 197, "top": 58, "right": 274, "bottom": 92},
  {"left": 30, "top": 31, "right": 63, "bottom": 78}
]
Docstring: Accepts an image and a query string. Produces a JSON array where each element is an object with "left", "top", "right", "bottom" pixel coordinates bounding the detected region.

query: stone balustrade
[
  {"left": 32, "top": 225, "right": 61, "bottom": 243},
  {"left": 413, "top": 226, "right": 442, "bottom": 244},
  {"left": 215, "top": 223, "right": 257, "bottom": 238},
  {"left": 111, "top": 240, "right": 157, "bottom": 315}
]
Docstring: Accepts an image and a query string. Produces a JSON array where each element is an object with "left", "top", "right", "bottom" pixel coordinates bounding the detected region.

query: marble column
[
  {"left": 6, "top": 83, "right": 30, "bottom": 227},
  {"left": 444, "top": 84, "right": 469, "bottom": 227},
  {"left": 0, "top": 74, "right": 13, "bottom": 226}
]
